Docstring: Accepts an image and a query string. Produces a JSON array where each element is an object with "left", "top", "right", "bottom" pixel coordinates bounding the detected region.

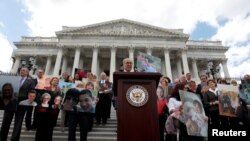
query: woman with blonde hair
[
  {"left": 159, "top": 76, "right": 170, "bottom": 99},
  {"left": 45, "top": 77, "right": 61, "bottom": 92}
]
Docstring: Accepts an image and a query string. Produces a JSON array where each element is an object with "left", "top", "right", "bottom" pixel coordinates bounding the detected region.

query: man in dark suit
[
  {"left": 113, "top": 58, "right": 135, "bottom": 110},
  {"left": 11, "top": 66, "right": 35, "bottom": 141},
  {"left": 121, "top": 58, "right": 134, "bottom": 72}
]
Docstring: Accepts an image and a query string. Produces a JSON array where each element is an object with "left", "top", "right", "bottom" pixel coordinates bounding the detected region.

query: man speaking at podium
[
  {"left": 113, "top": 58, "right": 134, "bottom": 110},
  {"left": 121, "top": 58, "right": 134, "bottom": 72}
]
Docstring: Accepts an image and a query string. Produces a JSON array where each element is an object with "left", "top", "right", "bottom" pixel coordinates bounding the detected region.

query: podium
[{"left": 113, "top": 72, "right": 162, "bottom": 141}]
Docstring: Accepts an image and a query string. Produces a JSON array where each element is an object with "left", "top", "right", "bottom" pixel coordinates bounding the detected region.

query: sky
[{"left": 0, "top": 0, "right": 249, "bottom": 78}]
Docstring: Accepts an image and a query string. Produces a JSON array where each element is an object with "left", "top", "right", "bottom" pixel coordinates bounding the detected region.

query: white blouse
[{"left": 167, "top": 97, "right": 182, "bottom": 113}]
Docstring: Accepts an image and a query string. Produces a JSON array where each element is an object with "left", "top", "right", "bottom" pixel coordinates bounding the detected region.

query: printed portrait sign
[
  {"left": 0, "top": 75, "right": 20, "bottom": 95},
  {"left": 76, "top": 90, "right": 95, "bottom": 113},
  {"left": 61, "top": 88, "right": 95, "bottom": 113},
  {"left": 0, "top": 75, "right": 20, "bottom": 110},
  {"left": 217, "top": 84, "right": 239, "bottom": 117},
  {"left": 179, "top": 90, "right": 208, "bottom": 137},
  {"left": 59, "top": 80, "right": 74, "bottom": 94},
  {"left": 241, "top": 80, "right": 250, "bottom": 104},
  {"left": 136, "top": 52, "right": 161, "bottom": 72},
  {"left": 32, "top": 89, "right": 62, "bottom": 108}
]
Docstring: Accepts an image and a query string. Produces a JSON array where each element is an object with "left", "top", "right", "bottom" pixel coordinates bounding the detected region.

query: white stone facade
[{"left": 10, "top": 19, "right": 229, "bottom": 82}]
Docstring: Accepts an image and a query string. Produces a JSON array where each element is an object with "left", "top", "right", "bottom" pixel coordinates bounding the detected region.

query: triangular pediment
[{"left": 56, "top": 19, "right": 189, "bottom": 38}]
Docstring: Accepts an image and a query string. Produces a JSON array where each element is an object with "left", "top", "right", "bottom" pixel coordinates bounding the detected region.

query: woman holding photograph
[
  {"left": 203, "top": 79, "right": 221, "bottom": 127},
  {"left": 156, "top": 86, "right": 168, "bottom": 141},
  {"left": 0, "top": 83, "right": 17, "bottom": 141},
  {"left": 165, "top": 83, "right": 187, "bottom": 141}
]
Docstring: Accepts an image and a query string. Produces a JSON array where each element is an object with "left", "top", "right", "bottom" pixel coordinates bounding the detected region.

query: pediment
[{"left": 56, "top": 19, "right": 188, "bottom": 38}]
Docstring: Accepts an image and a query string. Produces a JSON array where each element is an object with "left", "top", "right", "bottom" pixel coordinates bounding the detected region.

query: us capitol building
[{"left": 10, "top": 19, "right": 230, "bottom": 82}]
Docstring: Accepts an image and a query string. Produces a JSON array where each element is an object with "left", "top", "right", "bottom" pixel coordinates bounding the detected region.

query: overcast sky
[{"left": 0, "top": 0, "right": 249, "bottom": 78}]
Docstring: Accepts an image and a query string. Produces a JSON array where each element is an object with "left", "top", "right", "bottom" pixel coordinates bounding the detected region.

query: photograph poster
[
  {"left": 33, "top": 89, "right": 63, "bottom": 113},
  {"left": 136, "top": 51, "right": 161, "bottom": 72},
  {"left": 217, "top": 84, "right": 240, "bottom": 117},
  {"left": 179, "top": 90, "right": 208, "bottom": 137},
  {"left": 240, "top": 80, "right": 250, "bottom": 104},
  {"left": 0, "top": 75, "right": 20, "bottom": 110},
  {"left": 61, "top": 89, "right": 95, "bottom": 113},
  {"left": 59, "top": 80, "right": 74, "bottom": 94}
]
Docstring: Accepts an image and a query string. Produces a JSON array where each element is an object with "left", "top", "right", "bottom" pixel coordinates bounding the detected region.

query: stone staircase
[{"left": 0, "top": 109, "right": 117, "bottom": 141}]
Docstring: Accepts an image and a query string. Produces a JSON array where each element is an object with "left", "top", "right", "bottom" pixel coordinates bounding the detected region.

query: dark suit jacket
[
  {"left": 18, "top": 77, "right": 36, "bottom": 102},
  {"left": 33, "top": 78, "right": 38, "bottom": 87}
]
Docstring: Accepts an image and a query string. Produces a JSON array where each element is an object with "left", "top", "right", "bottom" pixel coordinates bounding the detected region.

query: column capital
[
  {"left": 128, "top": 45, "right": 135, "bottom": 49},
  {"left": 163, "top": 45, "right": 170, "bottom": 49},
  {"left": 111, "top": 45, "right": 117, "bottom": 49},
  {"left": 221, "top": 58, "right": 228, "bottom": 62},
  {"left": 93, "top": 44, "right": 99, "bottom": 48},
  {"left": 46, "top": 54, "right": 53, "bottom": 57},
  {"left": 181, "top": 47, "right": 188, "bottom": 51},
  {"left": 164, "top": 48, "right": 170, "bottom": 54},
  {"left": 14, "top": 54, "right": 21, "bottom": 58},
  {"left": 146, "top": 45, "right": 152, "bottom": 50},
  {"left": 164, "top": 47, "right": 170, "bottom": 50},
  {"left": 74, "top": 46, "right": 81, "bottom": 49},
  {"left": 29, "top": 55, "right": 37, "bottom": 58},
  {"left": 191, "top": 57, "right": 198, "bottom": 61},
  {"left": 93, "top": 45, "right": 99, "bottom": 52},
  {"left": 146, "top": 45, "right": 152, "bottom": 55},
  {"left": 58, "top": 44, "right": 65, "bottom": 48}
]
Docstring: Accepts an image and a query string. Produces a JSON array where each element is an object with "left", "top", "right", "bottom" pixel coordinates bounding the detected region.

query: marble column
[
  {"left": 191, "top": 58, "right": 199, "bottom": 81},
  {"left": 181, "top": 48, "right": 190, "bottom": 74},
  {"left": 78, "top": 56, "right": 84, "bottom": 69},
  {"left": 177, "top": 58, "right": 182, "bottom": 77},
  {"left": 96, "top": 58, "right": 100, "bottom": 78},
  {"left": 222, "top": 59, "right": 230, "bottom": 78},
  {"left": 128, "top": 46, "right": 135, "bottom": 72},
  {"left": 53, "top": 48, "right": 63, "bottom": 76},
  {"left": 29, "top": 56, "right": 37, "bottom": 76},
  {"left": 91, "top": 46, "right": 99, "bottom": 75},
  {"left": 129, "top": 46, "right": 134, "bottom": 65},
  {"left": 45, "top": 55, "right": 52, "bottom": 75},
  {"left": 146, "top": 46, "right": 152, "bottom": 55},
  {"left": 11, "top": 56, "right": 21, "bottom": 73},
  {"left": 161, "top": 58, "right": 166, "bottom": 76},
  {"left": 164, "top": 48, "right": 173, "bottom": 80},
  {"left": 61, "top": 56, "right": 68, "bottom": 75},
  {"left": 72, "top": 47, "right": 81, "bottom": 76},
  {"left": 109, "top": 46, "right": 116, "bottom": 82}
]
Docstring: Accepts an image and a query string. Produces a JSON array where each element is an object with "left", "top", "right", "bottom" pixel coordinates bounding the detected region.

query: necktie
[{"left": 20, "top": 77, "right": 24, "bottom": 87}]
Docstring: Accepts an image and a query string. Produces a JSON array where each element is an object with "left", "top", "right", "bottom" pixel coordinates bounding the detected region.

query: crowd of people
[
  {"left": 0, "top": 57, "right": 250, "bottom": 141},
  {"left": 157, "top": 73, "right": 250, "bottom": 141}
]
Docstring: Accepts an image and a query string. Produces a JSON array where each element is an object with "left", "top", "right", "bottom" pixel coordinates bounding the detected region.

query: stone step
[
  {"left": 8, "top": 135, "right": 117, "bottom": 141},
  {"left": 7, "top": 130, "right": 116, "bottom": 137},
  {"left": 7, "top": 123, "right": 117, "bottom": 130},
  {"left": 1, "top": 109, "right": 118, "bottom": 141}
]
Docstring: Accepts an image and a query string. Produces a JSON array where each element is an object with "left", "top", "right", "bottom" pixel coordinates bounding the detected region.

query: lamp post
[
  {"left": 20, "top": 56, "right": 37, "bottom": 75},
  {"left": 207, "top": 61, "right": 220, "bottom": 81}
]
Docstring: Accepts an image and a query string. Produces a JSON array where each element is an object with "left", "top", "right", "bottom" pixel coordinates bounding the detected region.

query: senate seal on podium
[{"left": 126, "top": 85, "right": 149, "bottom": 107}]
